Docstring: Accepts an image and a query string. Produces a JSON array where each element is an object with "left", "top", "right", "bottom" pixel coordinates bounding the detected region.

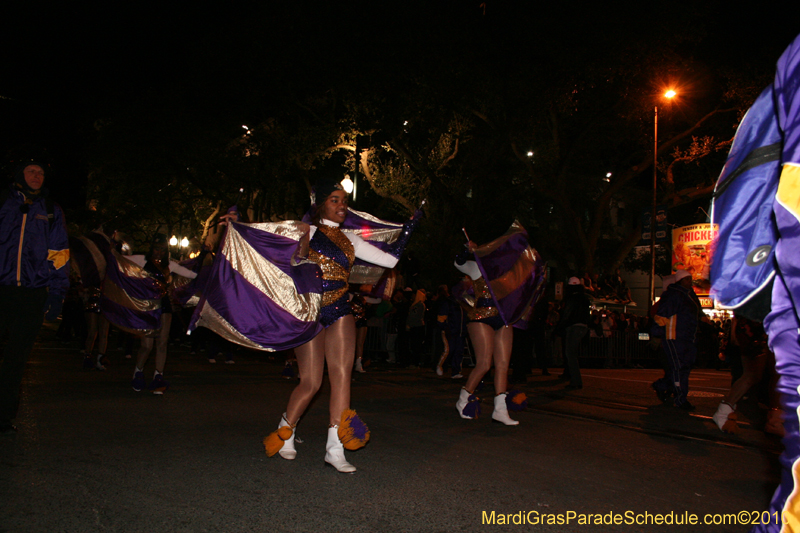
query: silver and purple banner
[
  {"left": 99, "top": 250, "right": 165, "bottom": 336},
  {"left": 189, "top": 220, "right": 324, "bottom": 352},
  {"left": 472, "top": 221, "right": 546, "bottom": 328}
]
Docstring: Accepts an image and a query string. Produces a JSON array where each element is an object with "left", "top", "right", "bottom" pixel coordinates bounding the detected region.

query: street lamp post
[{"left": 649, "top": 90, "right": 676, "bottom": 309}]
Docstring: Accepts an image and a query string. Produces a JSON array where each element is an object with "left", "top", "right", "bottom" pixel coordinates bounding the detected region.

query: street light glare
[
  {"left": 527, "top": 151, "right": 534, "bottom": 157},
  {"left": 181, "top": 237, "right": 190, "bottom": 248},
  {"left": 341, "top": 176, "right": 354, "bottom": 193},
  {"left": 169, "top": 235, "right": 178, "bottom": 246},
  {"left": 664, "top": 90, "right": 676, "bottom": 99}
]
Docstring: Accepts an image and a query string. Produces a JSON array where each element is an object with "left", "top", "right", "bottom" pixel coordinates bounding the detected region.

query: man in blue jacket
[
  {"left": 0, "top": 160, "right": 69, "bottom": 434},
  {"left": 752, "top": 32, "right": 800, "bottom": 533},
  {"left": 651, "top": 269, "right": 702, "bottom": 410}
]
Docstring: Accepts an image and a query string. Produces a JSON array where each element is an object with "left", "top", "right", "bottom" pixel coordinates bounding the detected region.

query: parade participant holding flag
[
  {"left": 453, "top": 222, "right": 545, "bottom": 426},
  {"left": 195, "top": 175, "right": 422, "bottom": 473}
]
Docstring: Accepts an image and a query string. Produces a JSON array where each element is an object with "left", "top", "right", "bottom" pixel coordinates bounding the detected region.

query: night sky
[{"left": 2, "top": 2, "right": 798, "bottom": 210}]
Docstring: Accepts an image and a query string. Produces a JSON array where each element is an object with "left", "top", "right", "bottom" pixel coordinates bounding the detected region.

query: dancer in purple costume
[
  {"left": 452, "top": 223, "right": 545, "bottom": 427},
  {"left": 261, "top": 177, "right": 422, "bottom": 473}
]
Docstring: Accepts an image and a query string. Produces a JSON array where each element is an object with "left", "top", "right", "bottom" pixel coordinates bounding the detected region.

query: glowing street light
[
  {"left": 527, "top": 151, "right": 534, "bottom": 157},
  {"left": 169, "top": 235, "right": 178, "bottom": 246},
  {"left": 341, "top": 175, "right": 354, "bottom": 194},
  {"left": 649, "top": 89, "right": 678, "bottom": 308},
  {"left": 180, "top": 237, "right": 189, "bottom": 248}
]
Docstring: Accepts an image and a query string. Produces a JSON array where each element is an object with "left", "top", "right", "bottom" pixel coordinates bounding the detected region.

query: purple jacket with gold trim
[{"left": 0, "top": 185, "right": 70, "bottom": 295}]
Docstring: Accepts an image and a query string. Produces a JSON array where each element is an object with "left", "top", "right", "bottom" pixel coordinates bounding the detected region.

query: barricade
[{"left": 580, "top": 330, "right": 659, "bottom": 368}]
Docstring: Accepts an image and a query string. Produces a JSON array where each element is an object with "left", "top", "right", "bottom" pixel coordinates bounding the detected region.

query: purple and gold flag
[
  {"left": 172, "top": 256, "right": 208, "bottom": 308},
  {"left": 472, "top": 221, "right": 546, "bottom": 328},
  {"left": 100, "top": 251, "right": 165, "bottom": 336},
  {"left": 69, "top": 231, "right": 113, "bottom": 289},
  {"left": 189, "top": 220, "right": 323, "bottom": 352}
]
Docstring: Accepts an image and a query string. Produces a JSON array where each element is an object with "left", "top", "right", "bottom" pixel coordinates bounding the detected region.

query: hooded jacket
[
  {"left": 0, "top": 184, "right": 69, "bottom": 295},
  {"left": 654, "top": 282, "right": 701, "bottom": 344}
]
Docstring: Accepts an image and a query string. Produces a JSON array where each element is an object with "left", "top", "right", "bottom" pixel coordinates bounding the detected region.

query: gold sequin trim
[
  {"left": 308, "top": 225, "right": 355, "bottom": 308},
  {"left": 466, "top": 277, "right": 498, "bottom": 320}
]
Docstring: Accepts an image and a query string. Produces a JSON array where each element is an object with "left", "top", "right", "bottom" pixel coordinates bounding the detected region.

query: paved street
[{"left": 0, "top": 327, "right": 782, "bottom": 532}]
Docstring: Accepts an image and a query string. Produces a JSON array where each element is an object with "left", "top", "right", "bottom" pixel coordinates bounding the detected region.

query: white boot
[
  {"left": 436, "top": 352, "right": 447, "bottom": 376},
  {"left": 456, "top": 388, "right": 474, "bottom": 419},
  {"left": 354, "top": 358, "right": 365, "bottom": 373},
  {"left": 712, "top": 402, "right": 736, "bottom": 432},
  {"left": 492, "top": 393, "right": 519, "bottom": 426},
  {"left": 325, "top": 426, "right": 356, "bottom": 473},
  {"left": 277, "top": 414, "right": 296, "bottom": 460}
]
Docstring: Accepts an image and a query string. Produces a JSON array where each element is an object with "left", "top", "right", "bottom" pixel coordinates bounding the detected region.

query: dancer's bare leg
[
  {"left": 725, "top": 353, "right": 767, "bottom": 406},
  {"left": 355, "top": 326, "right": 367, "bottom": 360},
  {"left": 325, "top": 315, "right": 356, "bottom": 425},
  {"left": 285, "top": 331, "right": 326, "bottom": 425},
  {"left": 465, "top": 322, "right": 494, "bottom": 393},
  {"left": 154, "top": 314, "right": 172, "bottom": 373},
  {"left": 97, "top": 316, "right": 111, "bottom": 355},
  {"left": 492, "top": 325, "right": 513, "bottom": 394}
]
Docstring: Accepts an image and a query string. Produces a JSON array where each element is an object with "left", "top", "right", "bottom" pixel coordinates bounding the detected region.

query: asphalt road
[{"left": 0, "top": 328, "right": 782, "bottom": 533}]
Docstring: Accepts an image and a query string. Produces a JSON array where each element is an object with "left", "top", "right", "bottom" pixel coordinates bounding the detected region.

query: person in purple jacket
[
  {"left": 752, "top": 33, "right": 800, "bottom": 533},
  {"left": 651, "top": 269, "right": 702, "bottom": 410},
  {"left": 0, "top": 159, "right": 69, "bottom": 435}
]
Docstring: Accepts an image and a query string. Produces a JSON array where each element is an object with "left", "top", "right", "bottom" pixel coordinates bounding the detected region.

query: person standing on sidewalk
[
  {"left": 0, "top": 159, "right": 69, "bottom": 434},
  {"left": 651, "top": 269, "right": 701, "bottom": 410},
  {"left": 555, "top": 277, "right": 590, "bottom": 391}
]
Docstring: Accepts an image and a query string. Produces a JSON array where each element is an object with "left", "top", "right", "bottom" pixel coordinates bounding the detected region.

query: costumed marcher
[
  {"left": 651, "top": 269, "right": 702, "bottom": 410},
  {"left": 71, "top": 228, "right": 128, "bottom": 371},
  {"left": 453, "top": 222, "right": 545, "bottom": 426},
  {"left": 126, "top": 234, "right": 197, "bottom": 394},
  {"left": 190, "top": 176, "right": 422, "bottom": 473},
  {"left": 269, "top": 181, "right": 420, "bottom": 472},
  {"left": 741, "top": 34, "right": 800, "bottom": 533},
  {"left": 554, "top": 277, "right": 591, "bottom": 390},
  {"left": 130, "top": 235, "right": 174, "bottom": 393},
  {"left": 0, "top": 160, "right": 69, "bottom": 435},
  {"left": 89, "top": 229, "right": 196, "bottom": 395}
]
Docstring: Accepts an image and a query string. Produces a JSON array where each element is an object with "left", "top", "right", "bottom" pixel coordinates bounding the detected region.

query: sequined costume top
[
  {"left": 466, "top": 276, "right": 499, "bottom": 321},
  {"left": 308, "top": 224, "right": 356, "bottom": 327},
  {"left": 308, "top": 218, "right": 408, "bottom": 327},
  {"left": 454, "top": 257, "right": 501, "bottom": 324}
]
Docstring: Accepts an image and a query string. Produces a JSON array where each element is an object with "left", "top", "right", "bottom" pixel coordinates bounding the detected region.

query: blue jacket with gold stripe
[
  {"left": 654, "top": 283, "right": 701, "bottom": 344},
  {"left": 0, "top": 185, "right": 70, "bottom": 296}
]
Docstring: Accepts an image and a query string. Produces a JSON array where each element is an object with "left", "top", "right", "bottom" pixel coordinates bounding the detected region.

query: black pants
[{"left": 0, "top": 285, "right": 48, "bottom": 423}]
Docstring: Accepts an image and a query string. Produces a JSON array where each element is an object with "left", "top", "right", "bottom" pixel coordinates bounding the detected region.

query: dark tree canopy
[{"left": 3, "top": 2, "right": 798, "bottom": 281}]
